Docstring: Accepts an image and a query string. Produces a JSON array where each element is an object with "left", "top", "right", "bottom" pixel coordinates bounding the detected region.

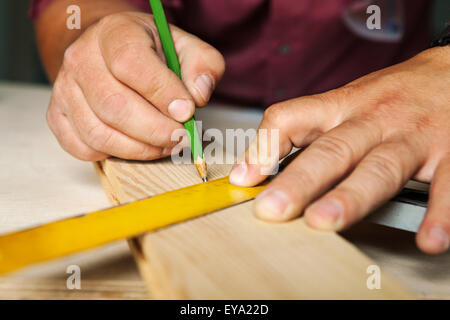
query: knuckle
[
  {"left": 322, "top": 87, "right": 352, "bottom": 108},
  {"left": 146, "top": 121, "right": 169, "bottom": 145},
  {"left": 109, "top": 41, "right": 150, "bottom": 81},
  {"left": 47, "top": 93, "right": 67, "bottom": 130},
  {"left": 63, "top": 44, "right": 82, "bottom": 70},
  {"left": 109, "top": 43, "right": 137, "bottom": 78},
  {"left": 263, "top": 103, "right": 284, "bottom": 126},
  {"left": 277, "top": 161, "right": 316, "bottom": 198},
  {"left": 359, "top": 100, "right": 398, "bottom": 125},
  {"left": 97, "top": 14, "right": 117, "bottom": 28},
  {"left": 98, "top": 93, "right": 130, "bottom": 127},
  {"left": 201, "top": 44, "right": 225, "bottom": 77},
  {"left": 365, "top": 151, "right": 403, "bottom": 187},
  {"left": 372, "top": 103, "right": 394, "bottom": 118},
  {"left": 109, "top": 43, "right": 168, "bottom": 102},
  {"left": 214, "top": 53, "right": 226, "bottom": 78},
  {"left": 290, "top": 167, "right": 316, "bottom": 191},
  {"left": 85, "top": 123, "right": 110, "bottom": 150},
  {"left": 144, "top": 74, "right": 169, "bottom": 103},
  {"left": 313, "top": 135, "right": 355, "bottom": 164},
  {"left": 46, "top": 111, "right": 65, "bottom": 143},
  {"left": 97, "top": 13, "right": 129, "bottom": 31},
  {"left": 107, "top": 42, "right": 173, "bottom": 106},
  {"left": 52, "top": 76, "right": 66, "bottom": 99},
  {"left": 100, "top": 128, "right": 115, "bottom": 150},
  {"left": 46, "top": 105, "right": 56, "bottom": 129}
]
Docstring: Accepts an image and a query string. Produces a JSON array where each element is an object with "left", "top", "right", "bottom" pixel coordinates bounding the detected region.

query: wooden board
[{"left": 96, "top": 157, "right": 416, "bottom": 299}]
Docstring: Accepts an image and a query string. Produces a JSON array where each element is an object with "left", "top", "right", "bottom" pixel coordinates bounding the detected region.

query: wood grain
[{"left": 96, "top": 157, "right": 416, "bottom": 299}]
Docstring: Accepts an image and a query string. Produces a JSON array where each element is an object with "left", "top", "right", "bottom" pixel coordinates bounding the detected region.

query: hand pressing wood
[{"left": 94, "top": 156, "right": 415, "bottom": 299}]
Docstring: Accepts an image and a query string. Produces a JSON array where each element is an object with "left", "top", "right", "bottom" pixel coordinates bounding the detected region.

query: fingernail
[
  {"left": 195, "top": 74, "right": 214, "bottom": 102},
  {"left": 229, "top": 161, "right": 248, "bottom": 186},
  {"left": 305, "top": 198, "right": 344, "bottom": 230},
  {"left": 168, "top": 99, "right": 195, "bottom": 122},
  {"left": 427, "top": 227, "right": 450, "bottom": 251},
  {"left": 254, "top": 189, "right": 292, "bottom": 221}
]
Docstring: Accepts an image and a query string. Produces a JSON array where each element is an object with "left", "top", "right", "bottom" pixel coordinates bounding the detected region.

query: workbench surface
[
  {"left": 0, "top": 82, "right": 448, "bottom": 299},
  {"left": 0, "top": 82, "right": 146, "bottom": 299}
]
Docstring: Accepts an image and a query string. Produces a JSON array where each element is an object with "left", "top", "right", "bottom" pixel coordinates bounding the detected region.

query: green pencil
[{"left": 149, "top": 0, "right": 207, "bottom": 182}]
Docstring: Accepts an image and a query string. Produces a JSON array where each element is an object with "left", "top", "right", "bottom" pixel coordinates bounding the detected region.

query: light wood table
[
  {"left": 0, "top": 82, "right": 147, "bottom": 299},
  {"left": 0, "top": 82, "right": 448, "bottom": 299}
]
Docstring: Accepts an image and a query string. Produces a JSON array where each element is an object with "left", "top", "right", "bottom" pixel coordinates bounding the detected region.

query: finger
[
  {"left": 76, "top": 66, "right": 185, "bottom": 148},
  {"left": 229, "top": 94, "right": 344, "bottom": 187},
  {"left": 304, "top": 140, "right": 423, "bottom": 231},
  {"left": 63, "top": 83, "right": 169, "bottom": 160},
  {"left": 99, "top": 16, "right": 195, "bottom": 122},
  {"left": 252, "top": 120, "right": 382, "bottom": 221},
  {"left": 46, "top": 103, "right": 108, "bottom": 161},
  {"left": 175, "top": 30, "right": 225, "bottom": 106},
  {"left": 416, "top": 157, "right": 450, "bottom": 254}
]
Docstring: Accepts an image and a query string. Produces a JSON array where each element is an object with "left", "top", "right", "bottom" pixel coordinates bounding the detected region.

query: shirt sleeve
[{"left": 29, "top": 0, "right": 150, "bottom": 21}]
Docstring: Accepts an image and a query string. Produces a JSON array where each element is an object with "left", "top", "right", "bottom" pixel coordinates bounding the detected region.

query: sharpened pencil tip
[{"left": 195, "top": 155, "right": 208, "bottom": 183}]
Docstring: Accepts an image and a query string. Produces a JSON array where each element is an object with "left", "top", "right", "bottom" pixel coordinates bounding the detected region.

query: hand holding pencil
[
  {"left": 149, "top": 0, "right": 209, "bottom": 181},
  {"left": 45, "top": 4, "right": 224, "bottom": 172}
]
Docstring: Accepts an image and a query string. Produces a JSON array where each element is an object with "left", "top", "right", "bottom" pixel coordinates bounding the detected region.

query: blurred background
[
  {"left": 0, "top": 1, "right": 47, "bottom": 84},
  {"left": 0, "top": 0, "right": 449, "bottom": 85}
]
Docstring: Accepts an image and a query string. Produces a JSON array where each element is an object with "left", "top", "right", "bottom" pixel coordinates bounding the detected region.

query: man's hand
[
  {"left": 46, "top": 11, "right": 224, "bottom": 161},
  {"left": 229, "top": 46, "right": 450, "bottom": 254}
]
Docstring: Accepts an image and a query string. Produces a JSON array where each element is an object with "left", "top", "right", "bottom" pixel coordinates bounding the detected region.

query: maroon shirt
[{"left": 31, "top": 0, "right": 431, "bottom": 106}]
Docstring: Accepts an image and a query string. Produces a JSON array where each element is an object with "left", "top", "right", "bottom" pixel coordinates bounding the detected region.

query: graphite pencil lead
[{"left": 195, "top": 156, "right": 208, "bottom": 182}]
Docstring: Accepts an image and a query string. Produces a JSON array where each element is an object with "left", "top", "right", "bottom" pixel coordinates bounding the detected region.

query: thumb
[
  {"left": 172, "top": 27, "right": 225, "bottom": 106},
  {"left": 229, "top": 93, "right": 345, "bottom": 187}
]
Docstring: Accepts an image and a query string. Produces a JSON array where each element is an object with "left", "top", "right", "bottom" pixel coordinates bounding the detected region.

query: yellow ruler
[{"left": 0, "top": 177, "right": 266, "bottom": 275}]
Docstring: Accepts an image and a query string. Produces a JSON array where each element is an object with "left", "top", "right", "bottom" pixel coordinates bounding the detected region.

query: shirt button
[{"left": 278, "top": 44, "right": 291, "bottom": 55}]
